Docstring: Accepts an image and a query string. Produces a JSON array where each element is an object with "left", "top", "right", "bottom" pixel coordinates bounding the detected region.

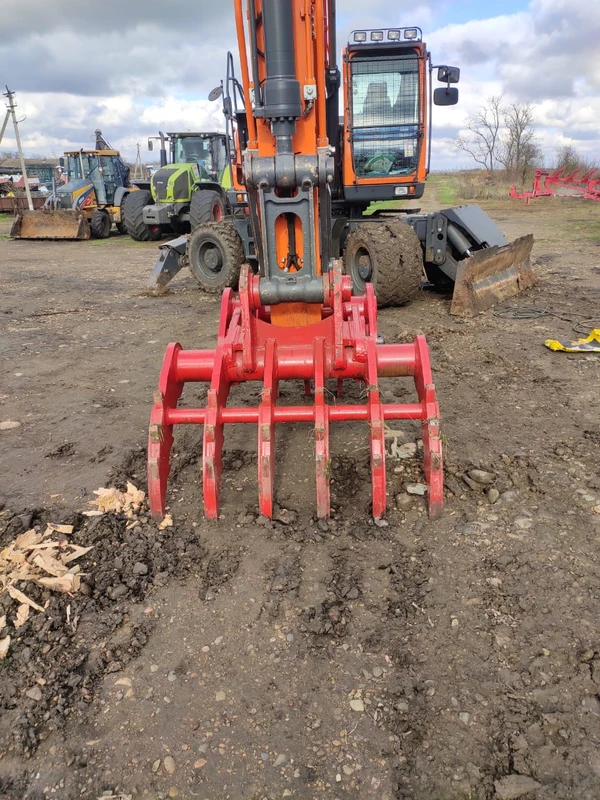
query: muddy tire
[
  {"left": 90, "top": 209, "right": 111, "bottom": 239},
  {"left": 343, "top": 220, "right": 424, "bottom": 307},
  {"left": 122, "top": 189, "right": 156, "bottom": 241},
  {"left": 187, "top": 220, "right": 243, "bottom": 293},
  {"left": 189, "top": 190, "right": 226, "bottom": 231}
]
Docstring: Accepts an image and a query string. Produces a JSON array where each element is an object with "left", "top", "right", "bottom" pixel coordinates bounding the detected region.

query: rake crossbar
[{"left": 148, "top": 262, "right": 443, "bottom": 521}]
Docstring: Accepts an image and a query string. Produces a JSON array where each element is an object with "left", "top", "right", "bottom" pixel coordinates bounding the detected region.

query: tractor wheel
[
  {"left": 343, "top": 220, "right": 424, "bottom": 307},
  {"left": 189, "top": 190, "right": 226, "bottom": 231},
  {"left": 122, "top": 189, "right": 158, "bottom": 241},
  {"left": 187, "top": 220, "right": 244, "bottom": 293},
  {"left": 116, "top": 195, "right": 128, "bottom": 234},
  {"left": 90, "top": 209, "right": 111, "bottom": 239}
]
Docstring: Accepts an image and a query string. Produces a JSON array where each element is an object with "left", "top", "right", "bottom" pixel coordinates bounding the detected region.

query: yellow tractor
[{"left": 11, "top": 130, "right": 146, "bottom": 240}]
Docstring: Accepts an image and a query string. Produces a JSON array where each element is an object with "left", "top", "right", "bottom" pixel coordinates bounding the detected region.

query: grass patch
[
  {"left": 428, "top": 173, "right": 458, "bottom": 206},
  {"left": 559, "top": 215, "right": 600, "bottom": 241},
  {"left": 363, "top": 200, "right": 407, "bottom": 216}
]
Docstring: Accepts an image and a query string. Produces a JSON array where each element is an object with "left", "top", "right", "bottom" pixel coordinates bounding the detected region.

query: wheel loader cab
[{"left": 59, "top": 151, "right": 128, "bottom": 209}]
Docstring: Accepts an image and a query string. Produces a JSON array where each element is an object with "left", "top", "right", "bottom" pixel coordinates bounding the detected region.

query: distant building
[{"left": 0, "top": 157, "right": 59, "bottom": 187}]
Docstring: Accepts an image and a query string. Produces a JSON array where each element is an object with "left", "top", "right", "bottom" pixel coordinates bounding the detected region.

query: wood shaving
[
  {"left": 6, "top": 586, "right": 45, "bottom": 612},
  {"left": 37, "top": 573, "right": 80, "bottom": 593},
  {"left": 85, "top": 482, "right": 145, "bottom": 518},
  {"left": 1, "top": 521, "right": 94, "bottom": 624},
  {"left": 13, "top": 603, "right": 29, "bottom": 629},
  {"left": 159, "top": 514, "right": 173, "bottom": 530},
  {"left": 45, "top": 523, "right": 74, "bottom": 535},
  {"left": 0, "top": 635, "right": 10, "bottom": 660}
]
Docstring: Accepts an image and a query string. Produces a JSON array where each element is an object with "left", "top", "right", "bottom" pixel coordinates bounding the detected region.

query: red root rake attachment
[{"left": 148, "top": 262, "right": 443, "bottom": 521}]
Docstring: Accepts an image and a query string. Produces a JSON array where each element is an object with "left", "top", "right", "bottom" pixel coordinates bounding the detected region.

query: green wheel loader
[{"left": 122, "top": 131, "right": 230, "bottom": 241}]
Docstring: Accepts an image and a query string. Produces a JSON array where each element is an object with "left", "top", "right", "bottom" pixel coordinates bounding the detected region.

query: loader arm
[{"left": 147, "top": 0, "right": 444, "bottom": 521}]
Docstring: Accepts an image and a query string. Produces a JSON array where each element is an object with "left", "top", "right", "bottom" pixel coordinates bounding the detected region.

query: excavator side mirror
[
  {"left": 437, "top": 66, "right": 460, "bottom": 84},
  {"left": 148, "top": 139, "right": 154, "bottom": 151},
  {"left": 434, "top": 87, "right": 459, "bottom": 106},
  {"left": 59, "top": 157, "right": 65, "bottom": 167},
  {"left": 209, "top": 85, "right": 223, "bottom": 102}
]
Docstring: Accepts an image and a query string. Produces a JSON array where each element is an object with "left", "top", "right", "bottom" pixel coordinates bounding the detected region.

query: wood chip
[
  {"left": 15, "top": 529, "right": 43, "bottom": 549},
  {"left": 87, "top": 482, "right": 145, "bottom": 517},
  {"left": 6, "top": 585, "right": 45, "bottom": 612},
  {"left": 0, "top": 635, "right": 10, "bottom": 659},
  {"left": 159, "top": 514, "right": 173, "bottom": 530},
  {"left": 37, "top": 573, "right": 80, "bottom": 593},
  {"left": 45, "top": 523, "right": 74, "bottom": 535},
  {"left": 13, "top": 603, "right": 29, "bottom": 629},
  {"left": 32, "top": 552, "right": 68, "bottom": 578},
  {"left": 61, "top": 545, "right": 93, "bottom": 564}
]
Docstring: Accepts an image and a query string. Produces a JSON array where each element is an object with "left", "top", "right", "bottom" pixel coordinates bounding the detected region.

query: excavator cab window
[{"left": 350, "top": 56, "right": 420, "bottom": 178}]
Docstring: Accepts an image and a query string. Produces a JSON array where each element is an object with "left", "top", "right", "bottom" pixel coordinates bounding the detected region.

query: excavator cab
[{"left": 343, "top": 29, "right": 431, "bottom": 204}]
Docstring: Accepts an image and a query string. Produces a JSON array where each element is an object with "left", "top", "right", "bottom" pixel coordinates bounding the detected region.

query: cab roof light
[
  {"left": 353, "top": 31, "right": 367, "bottom": 43},
  {"left": 404, "top": 28, "right": 419, "bottom": 39},
  {"left": 370, "top": 30, "right": 384, "bottom": 41},
  {"left": 388, "top": 30, "right": 401, "bottom": 40}
]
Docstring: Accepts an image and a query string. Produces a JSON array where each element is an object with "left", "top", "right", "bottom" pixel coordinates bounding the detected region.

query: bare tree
[
  {"left": 0, "top": 149, "right": 20, "bottom": 161},
  {"left": 554, "top": 144, "right": 597, "bottom": 173},
  {"left": 498, "top": 102, "right": 540, "bottom": 181},
  {"left": 454, "top": 96, "right": 503, "bottom": 172}
]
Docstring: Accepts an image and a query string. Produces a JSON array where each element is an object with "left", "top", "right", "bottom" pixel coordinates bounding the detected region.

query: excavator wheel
[
  {"left": 122, "top": 189, "right": 161, "bottom": 241},
  {"left": 344, "top": 220, "right": 423, "bottom": 308},
  {"left": 189, "top": 190, "right": 226, "bottom": 231},
  {"left": 90, "top": 209, "right": 111, "bottom": 239},
  {"left": 187, "top": 220, "right": 244, "bottom": 293}
]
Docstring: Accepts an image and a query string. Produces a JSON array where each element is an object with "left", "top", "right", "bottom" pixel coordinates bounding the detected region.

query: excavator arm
[{"left": 147, "top": 0, "right": 444, "bottom": 521}]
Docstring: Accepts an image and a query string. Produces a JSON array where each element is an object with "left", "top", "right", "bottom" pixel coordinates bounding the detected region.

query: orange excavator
[{"left": 147, "top": 1, "right": 532, "bottom": 521}]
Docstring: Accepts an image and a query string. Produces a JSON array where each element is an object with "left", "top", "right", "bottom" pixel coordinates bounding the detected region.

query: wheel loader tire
[
  {"left": 343, "top": 220, "right": 424, "bottom": 308},
  {"left": 122, "top": 189, "right": 154, "bottom": 241},
  {"left": 187, "top": 220, "right": 244, "bottom": 293},
  {"left": 189, "top": 190, "right": 226, "bottom": 231},
  {"left": 116, "top": 196, "right": 128, "bottom": 234},
  {"left": 90, "top": 209, "right": 111, "bottom": 239}
]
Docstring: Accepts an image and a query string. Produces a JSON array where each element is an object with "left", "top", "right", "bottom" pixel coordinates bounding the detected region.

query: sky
[{"left": 0, "top": 0, "right": 599, "bottom": 171}]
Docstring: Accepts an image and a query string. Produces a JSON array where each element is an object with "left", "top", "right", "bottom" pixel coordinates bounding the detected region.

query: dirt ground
[{"left": 0, "top": 192, "right": 599, "bottom": 800}]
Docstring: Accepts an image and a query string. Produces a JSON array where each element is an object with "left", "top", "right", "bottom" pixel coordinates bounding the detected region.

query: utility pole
[
  {"left": 133, "top": 143, "right": 144, "bottom": 180},
  {"left": 0, "top": 87, "right": 34, "bottom": 211}
]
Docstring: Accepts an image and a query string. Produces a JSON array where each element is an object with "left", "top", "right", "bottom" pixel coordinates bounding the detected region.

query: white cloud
[{"left": 1, "top": 0, "right": 599, "bottom": 170}]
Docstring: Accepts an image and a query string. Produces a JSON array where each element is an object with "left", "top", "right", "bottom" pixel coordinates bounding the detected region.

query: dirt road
[{"left": 1, "top": 196, "right": 599, "bottom": 800}]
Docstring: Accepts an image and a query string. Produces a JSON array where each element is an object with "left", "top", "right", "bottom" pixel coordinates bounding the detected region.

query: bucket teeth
[{"left": 147, "top": 262, "right": 444, "bottom": 522}]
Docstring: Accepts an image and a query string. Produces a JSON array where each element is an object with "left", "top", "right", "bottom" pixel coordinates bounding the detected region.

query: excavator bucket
[
  {"left": 450, "top": 233, "right": 535, "bottom": 316},
  {"left": 10, "top": 209, "right": 91, "bottom": 240},
  {"left": 148, "top": 261, "right": 444, "bottom": 522}
]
